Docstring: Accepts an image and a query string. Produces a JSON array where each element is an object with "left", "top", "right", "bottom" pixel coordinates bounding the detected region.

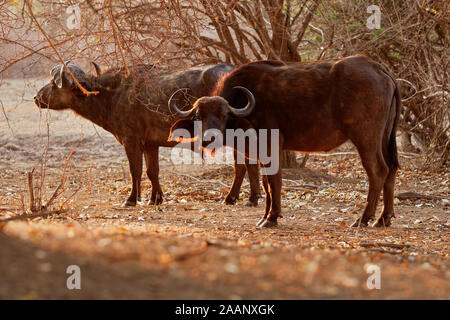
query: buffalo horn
[
  {"left": 91, "top": 61, "right": 102, "bottom": 76},
  {"left": 227, "top": 86, "right": 255, "bottom": 117},
  {"left": 59, "top": 60, "right": 72, "bottom": 88},
  {"left": 168, "top": 88, "right": 195, "bottom": 118}
]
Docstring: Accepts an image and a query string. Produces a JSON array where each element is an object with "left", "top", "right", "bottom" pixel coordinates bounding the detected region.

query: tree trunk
[
  {"left": 280, "top": 151, "right": 299, "bottom": 168},
  {"left": 400, "top": 131, "right": 420, "bottom": 153}
]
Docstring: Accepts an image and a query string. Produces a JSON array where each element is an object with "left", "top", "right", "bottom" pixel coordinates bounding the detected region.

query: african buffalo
[
  {"left": 34, "top": 61, "right": 261, "bottom": 207},
  {"left": 168, "top": 55, "right": 401, "bottom": 228}
]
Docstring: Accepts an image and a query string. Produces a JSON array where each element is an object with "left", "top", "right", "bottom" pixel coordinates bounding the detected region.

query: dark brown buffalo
[
  {"left": 34, "top": 61, "right": 261, "bottom": 207},
  {"left": 169, "top": 55, "right": 401, "bottom": 228}
]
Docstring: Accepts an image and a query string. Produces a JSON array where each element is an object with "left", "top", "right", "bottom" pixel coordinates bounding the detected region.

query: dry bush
[
  {"left": 0, "top": 0, "right": 178, "bottom": 77},
  {"left": 314, "top": 0, "right": 449, "bottom": 166},
  {"left": 162, "top": 0, "right": 321, "bottom": 63},
  {"left": 0, "top": 0, "right": 448, "bottom": 166},
  {"left": 162, "top": 0, "right": 323, "bottom": 167}
]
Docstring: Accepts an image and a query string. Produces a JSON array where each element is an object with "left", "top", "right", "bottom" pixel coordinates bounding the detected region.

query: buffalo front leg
[
  {"left": 144, "top": 147, "right": 163, "bottom": 205},
  {"left": 225, "top": 151, "right": 261, "bottom": 206},
  {"left": 258, "top": 169, "right": 282, "bottom": 228},
  {"left": 351, "top": 148, "right": 388, "bottom": 227},
  {"left": 123, "top": 144, "right": 143, "bottom": 207},
  {"left": 258, "top": 133, "right": 283, "bottom": 228},
  {"left": 224, "top": 152, "right": 246, "bottom": 205}
]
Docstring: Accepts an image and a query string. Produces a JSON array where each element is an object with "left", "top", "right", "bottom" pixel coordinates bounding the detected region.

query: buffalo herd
[{"left": 35, "top": 55, "right": 401, "bottom": 228}]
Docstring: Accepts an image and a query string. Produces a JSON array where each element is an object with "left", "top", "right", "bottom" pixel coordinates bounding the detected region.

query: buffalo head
[
  {"left": 168, "top": 86, "right": 256, "bottom": 147},
  {"left": 34, "top": 61, "right": 92, "bottom": 110}
]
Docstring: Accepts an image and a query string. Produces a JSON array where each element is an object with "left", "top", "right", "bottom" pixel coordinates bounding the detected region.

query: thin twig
[
  {"left": 360, "top": 242, "right": 412, "bottom": 249},
  {"left": 27, "top": 170, "right": 37, "bottom": 212},
  {"left": 24, "top": 0, "right": 99, "bottom": 96},
  {"left": 395, "top": 192, "right": 449, "bottom": 200},
  {"left": 158, "top": 240, "right": 211, "bottom": 264},
  {"left": 0, "top": 99, "right": 15, "bottom": 137},
  {"left": 43, "top": 150, "right": 76, "bottom": 209},
  {"left": 105, "top": 0, "right": 129, "bottom": 78},
  {"left": 173, "top": 171, "right": 229, "bottom": 188},
  {"left": 0, "top": 209, "right": 68, "bottom": 223}
]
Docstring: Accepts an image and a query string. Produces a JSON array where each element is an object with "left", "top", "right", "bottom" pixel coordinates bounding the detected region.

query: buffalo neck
[{"left": 70, "top": 90, "right": 115, "bottom": 134}]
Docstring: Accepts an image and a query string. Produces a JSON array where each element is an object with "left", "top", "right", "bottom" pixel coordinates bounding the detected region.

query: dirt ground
[{"left": 0, "top": 78, "right": 449, "bottom": 299}]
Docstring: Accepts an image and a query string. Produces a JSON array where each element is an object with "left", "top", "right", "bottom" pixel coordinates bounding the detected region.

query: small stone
[
  {"left": 38, "top": 263, "right": 52, "bottom": 272},
  {"left": 35, "top": 250, "right": 47, "bottom": 260},
  {"left": 224, "top": 263, "right": 239, "bottom": 274},
  {"left": 178, "top": 233, "right": 192, "bottom": 238},
  {"left": 420, "top": 262, "right": 432, "bottom": 270}
]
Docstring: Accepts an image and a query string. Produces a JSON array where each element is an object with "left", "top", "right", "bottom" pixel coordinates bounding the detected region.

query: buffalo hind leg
[
  {"left": 123, "top": 144, "right": 143, "bottom": 207},
  {"left": 373, "top": 166, "right": 397, "bottom": 227},
  {"left": 245, "top": 163, "right": 261, "bottom": 206},
  {"left": 144, "top": 147, "right": 163, "bottom": 205},
  {"left": 257, "top": 174, "right": 271, "bottom": 227},
  {"left": 351, "top": 148, "right": 388, "bottom": 227}
]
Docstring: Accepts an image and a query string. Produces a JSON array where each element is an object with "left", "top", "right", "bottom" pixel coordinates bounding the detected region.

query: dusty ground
[{"left": 0, "top": 78, "right": 449, "bottom": 299}]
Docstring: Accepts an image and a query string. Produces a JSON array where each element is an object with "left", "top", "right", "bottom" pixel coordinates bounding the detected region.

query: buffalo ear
[
  {"left": 168, "top": 119, "right": 195, "bottom": 142},
  {"left": 100, "top": 72, "right": 123, "bottom": 90},
  {"left": 226, "top": 117, "right": 254, "bottom": 131}
]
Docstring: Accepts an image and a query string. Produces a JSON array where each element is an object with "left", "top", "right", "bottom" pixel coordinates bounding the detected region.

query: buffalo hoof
[
  {"left": 258, "top": 219, "right": 278, "bottom": 228},
  {"left": 149, "top": 190, "right": 163, "bottom": 205},
  {"left": 148, "top": 199, "right": 163, "bottom": 206},
  {"left": 256, "top": 218, "right": 265, "bottom": 227},
  {"left": 122, "top": 200, "right": 136, "bottom": 207},
  {"left": 245, "top": 194, "right": 260, "bottom": 207},
  {"left": 224, "top": 195, "right": 238, "bottom": 205},
  {"left": 372, "top": 217, "right": 392, "bottom": 228},
  {"left": 245, "top": 200, "right": 258, "bottom": 207},
  {"left": 149, "top": 194, "right": 163, "bottom": 206},
  {"left": 350, "top": 218, "right": 370, "bottom": 228}
]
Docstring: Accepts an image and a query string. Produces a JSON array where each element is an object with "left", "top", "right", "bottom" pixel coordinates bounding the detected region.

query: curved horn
[
  {"left": 59, "top": 60, "right": 72, "bottom": 88},
  {"left": 168, "top": 88, "right": 196, "bottom": 118},
  {"left": 91, "top": 61, "right": 102, "bottom": 76},
  {"left": 50, "top": 65, "right": 60, "bottom": 78},
  {"left": 227, "top": 86, "right": 255, "bottom": 117}
]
